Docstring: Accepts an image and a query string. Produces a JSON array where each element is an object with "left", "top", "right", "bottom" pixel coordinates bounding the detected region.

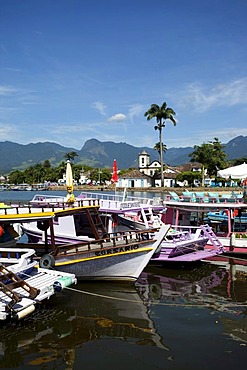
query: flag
[{"left": 111, "top": 159, "right": 118, "bottom": 183}]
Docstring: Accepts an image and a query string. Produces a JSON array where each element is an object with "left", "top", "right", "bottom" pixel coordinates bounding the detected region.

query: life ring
[
  {"left": 233, "top": 210, "right": 238, "bottom": 217},
  {"left": 37, "top": 220, "right": 49, "bottom": 231},
  {"left": 0, "top": 226, "right": 4, "bottom": 237},
  {"left": 39, "top": 254, "right": 55, "bottom": 269}
]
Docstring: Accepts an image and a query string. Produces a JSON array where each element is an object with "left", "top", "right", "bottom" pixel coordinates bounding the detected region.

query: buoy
[
  {"left": 15, "top": 304, "right": 35, "bottom": 320},
  {"left": 54, "top": 276, "right": 73, "bottom": 292}
]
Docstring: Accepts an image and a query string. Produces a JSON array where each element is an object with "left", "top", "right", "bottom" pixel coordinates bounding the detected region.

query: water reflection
[
  {"left": 0, "top": 282, "right": 168, "bottom": 368},
  {"left": 136, "top": 260, "right": 247, "bottom": 342},
  {"left": 139, "top": 262, "right": 246, "bottom": 301},
  {"left": 0, "top": 260, "right": 246, "bottom": 368}
]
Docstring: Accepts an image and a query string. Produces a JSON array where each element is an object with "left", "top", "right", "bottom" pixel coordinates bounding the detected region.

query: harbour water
[{"left": 0, "top": 191, "right": 246, "bottom": 369}]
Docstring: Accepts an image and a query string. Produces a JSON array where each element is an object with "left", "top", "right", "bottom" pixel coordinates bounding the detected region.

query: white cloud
[
  {"left": 0, "top": 85, "right": 18, "bottom": 96},
  {"left": 165, "top": 127, "right": 247, "bottom": 148},
  {"left": 128, "top": 104, "right": 144, "bottom": 123},
  {"left": 0, "top": 85, "right": 38, "bottom": 106},
  {"left": 92, "top": 101, "right": 107, "bottom": 116},
  {"left": 0, "top": 124, "right": 20, "bottom": 141},
  {"left": 181, "top": 77, "right": 247, "bottom": 112},
  {"left": 108, "top": 113, "right": 127, "bottom": 122}
]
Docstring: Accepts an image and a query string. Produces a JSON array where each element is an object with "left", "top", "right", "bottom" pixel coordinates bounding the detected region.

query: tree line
[
  {"left": 7, "top": 145, "right": 246, "bottom": 187},
  {"left": 145, "top": 102, "right": 247, "bottom": 186},
  {"left": 7, "top": 153, "right": 113, "bottom": 185},
  {"left": 5, "top": 101, "right": 247, "bottom": 186}
]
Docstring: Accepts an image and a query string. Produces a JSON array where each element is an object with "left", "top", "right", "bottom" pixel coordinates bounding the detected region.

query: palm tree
[
  {"left": 63, "top": 151, "right": 78, "bottom": 162},
  {"left": 154, "top": 142, "right": 167, "bottom": 156},
  {"left": 145, "top": 102, "right": 176, "bottom": 187}
]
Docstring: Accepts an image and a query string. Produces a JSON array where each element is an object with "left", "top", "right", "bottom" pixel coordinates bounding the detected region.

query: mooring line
[{"left": 65, "top": 286, "right": 247, "bottom": 309}]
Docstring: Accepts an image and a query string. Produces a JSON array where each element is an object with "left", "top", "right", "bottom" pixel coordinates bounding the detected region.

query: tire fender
[{"left": 39, "top": 254, "right": 55, "bottom": 269}]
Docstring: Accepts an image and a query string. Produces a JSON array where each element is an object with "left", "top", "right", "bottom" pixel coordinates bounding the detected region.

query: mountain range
[{"left": 0, "top": 136, "right": 247, "bottom": 174}]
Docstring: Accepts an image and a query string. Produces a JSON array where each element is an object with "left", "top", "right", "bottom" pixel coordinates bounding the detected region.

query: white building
[
  {"left": 118, "top": 169, "right": 152, "bottom": 188},
  {"left": 138, "top": 150, "right": 161, "bottom": 177},
  {"left": 138, "top": 150, "right": 185, "bottom": 187}
]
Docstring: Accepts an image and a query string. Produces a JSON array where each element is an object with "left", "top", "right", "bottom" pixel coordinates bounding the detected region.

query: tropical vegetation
[
  {"left": 153, "top": 142, "right": 167, "bottom": 156},
  {"left": 4, "top": 142, "right": 247, "bottom": 187},
  {"left": 189, "top": 138, "right": 227, "bottom": 186},
  {"left": 144, "top": 102, "right": 176, "bottom": 187},
  {"left": 7, "top": 159, "right": 112, "bottom": 185}
]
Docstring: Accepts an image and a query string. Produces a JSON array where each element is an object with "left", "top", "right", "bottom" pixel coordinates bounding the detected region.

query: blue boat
[{"left": 207, "top": 210, "right": 247, "bottom": 224}]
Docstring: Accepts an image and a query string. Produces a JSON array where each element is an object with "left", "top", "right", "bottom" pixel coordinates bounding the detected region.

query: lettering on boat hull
[{"left": 95, "top": 245, "right": 139, "bottom": 257}]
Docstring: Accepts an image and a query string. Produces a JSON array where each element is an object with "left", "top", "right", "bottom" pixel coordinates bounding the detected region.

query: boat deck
[
  {"left": 154, "top": 247, "right": 222, "bottom": 263},
  {"left": 46, "top": 227, "right": 158, "bottom": 257},
  {"left": 0, "top": 266, "right": 77, "bottom": 321}
]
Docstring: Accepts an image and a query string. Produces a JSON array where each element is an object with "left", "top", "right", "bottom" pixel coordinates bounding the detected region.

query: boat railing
[
  {"left": 99, "top": 198, "right": 141, "bottom": 211},
  {"left": 0, "top": 198, "right": 101, "bottom": 214},
  {"left": 30, "top": 194, "right": 66, "bottom": 203},
  {"left": 125, "top": 195, "right": 163, "bottom": 206},
  {"left": 78, "top": 191, "right": 163, "bottom": 207},
  {"left": 170, "top": 224, "right": 202, "bottom": 234},
  {"left": 78, "top": 192, "right": 124, "bottom": 202},
  {"left": 52, "top": 228, "right": 157, "bottom": 256},
  {"left": 169, "top": 224, "right": 210, "bottom": 240},
  {"left": 30, "top": 194, "right": 101, "bottom": 207},
  {"left": 0, "top": 248, "right": 35, "bottom": 265}
]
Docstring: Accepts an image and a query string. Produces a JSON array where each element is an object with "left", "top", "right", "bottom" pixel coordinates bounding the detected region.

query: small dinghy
[{"left": 0, "top": 248, "right": 77, "bottom": 321}]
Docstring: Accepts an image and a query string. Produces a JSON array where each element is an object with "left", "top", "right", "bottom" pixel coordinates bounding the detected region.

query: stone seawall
[{"left": 48, "top": 185, "right": 242, "bottom": 195}]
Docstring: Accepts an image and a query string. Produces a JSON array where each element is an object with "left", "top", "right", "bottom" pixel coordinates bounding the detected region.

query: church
[{"left": 117, "top": 150, "right": 181, "bottom": 188}]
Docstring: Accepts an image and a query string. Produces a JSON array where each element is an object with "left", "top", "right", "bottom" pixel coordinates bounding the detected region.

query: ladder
[
  {"left": 140, "top": 207, "right": 163, "bottom": 229},
  {"left": 200, "top": 224, "right": 224, "bottom": 251},
  {"left": 85, "top": 208, "right": 108, "bottom": 239},
  {"left": 0, "top": 263, "right": 40, "bottom": 312}
]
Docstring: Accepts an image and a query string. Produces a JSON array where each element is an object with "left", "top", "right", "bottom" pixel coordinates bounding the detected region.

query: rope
[
  {"left": 10, "top": 265, "right": 247, "bottom": 310},
  {"left": 64, "top": 286, "right": 247, "bottom": 309}
]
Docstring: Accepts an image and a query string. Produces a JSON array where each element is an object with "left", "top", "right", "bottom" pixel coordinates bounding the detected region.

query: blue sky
[{"left": 1, "top": 0, "right": 247, "bottom": 151}]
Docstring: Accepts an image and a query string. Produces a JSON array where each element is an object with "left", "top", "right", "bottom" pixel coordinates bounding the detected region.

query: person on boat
[{"left": 0, "top": 224, "right": 19, "bottom": 243}]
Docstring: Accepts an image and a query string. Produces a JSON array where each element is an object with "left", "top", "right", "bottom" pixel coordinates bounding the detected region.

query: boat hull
[
  {"left": 44, "top": 245, "right": 158, "bottom": 282},
  {"left": 207, "top": 211, "right": 247, "bottom": 224}
]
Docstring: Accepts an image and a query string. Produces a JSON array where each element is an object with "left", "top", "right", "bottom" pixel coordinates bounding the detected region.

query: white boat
[
  {"left": 75, "top": 192, "right": 225, "bottom": 263},
  {"left": 0, "top": 241, "right": 77, "bottom": 321},
  {"left": 24, "top": 162, "right": 164, "bottom": 239},
  {"left": 25, "top": 190, "right": 227, "bottom": 264},
  {"left": 29, "top": 190, "right": 164, "bottom": 229},
  {"left": 23, "top": 190, "right": 164, "bottom": 242},
  {"left": 117, "top": 207, "right": 164, "bottom": 230},
  {"left": 0, "top": 203, "right": 169, "bottom": 282},
  {"left": 0, "top": 247, "right": 36, "bottom": 276},
  {"left": 0, "top": 263, "right": 77, "bottom": 321}
]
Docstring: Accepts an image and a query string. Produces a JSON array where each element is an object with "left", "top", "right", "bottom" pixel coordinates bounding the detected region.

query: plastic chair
[
  {"left": 219, "top": 194, "right": 236, "bottom": 203},
  {"left": 168, "top": 191, "right": 182, "bottom": 201},
  {"left": 182, "top": 191, "right": 196, "bottom": 202},
  {"left": 208, "top": 192, "right": 220, "bottom": 203},
  {"left": 194, "top": 192, "right": 208, "bottom": 202}
]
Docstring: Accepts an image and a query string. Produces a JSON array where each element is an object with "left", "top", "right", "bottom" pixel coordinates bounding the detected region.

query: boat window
[
  {"left": 73, "top": 213, "right": 95, "bottom": 238},
  {"left": 53, "top": 216, "right": 59, "bottom": 225}
]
